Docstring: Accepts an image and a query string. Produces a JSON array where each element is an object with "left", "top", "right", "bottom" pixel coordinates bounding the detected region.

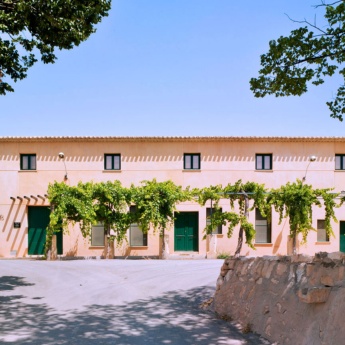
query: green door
[
  {"left": 340, "top": 222, "right": 345, "bottom": 252},
  {"left": 174, "top": 212, "right": 198, "bottom": 251},
  {"left": 28, "top": 207, "right": 63, "bottom": 255},
  {"left": 28, "top": 206, "right": 50, "bottom": 255}
]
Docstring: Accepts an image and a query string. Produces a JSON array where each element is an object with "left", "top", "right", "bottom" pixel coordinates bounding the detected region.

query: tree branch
[
  {"left": 280, "top": 49, "right": 345, "bottom": 69},
  {"left": 0, "top": 0, "right": 17, "bottom": 12},
  {"left": 314, "top": 0, "right": 343, "bottom": 8},
  {"left": 284, "top": 13, "right": 328, "bottom": 35}
]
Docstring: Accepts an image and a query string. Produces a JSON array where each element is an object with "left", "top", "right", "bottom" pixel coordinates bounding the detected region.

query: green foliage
[
  {"left": 197, "top": 185, "right": 225, "bottom": 240},
  {"left": 92, "top": 181, "right": 132, "bottom": 244},
  {"left": 0, "top": 0, "right": 111, "bottom": 94},
  {"left": 224, "top": 180, "right": 269, "bottom": 217},
  {"left": 221, "top": 211, "right": 241, "bottom": 240},
  {"left": 131, "top": 179, "right": 191, "bottom": 234},
  {"left": 216, "top": 251, "right": 232, "bottom": 259},
  {"left": 196, "top": 185, "right": 223, "bottom": 206},
  {"left": 316, "top": 188, "right": 339, "bottom": 238},
  {"left": 203, "top": 208, "right": 228, "bottom": 239},
  {"left": 197, "top": 180, "right": 268, "bottom": 252},
  {"left": 237, "top": 216, "right": 256, "bottom": 248},
  {"left": 47, "top": 181, "right": 96, "bottom": 235},
  {"left": 46, "top": 181, "right": 97, "bottom": 253},
  {"left": 223, "top": 180, "right": 267, "bottom": 251},
  {"left": 267, "top": 179, "right": 338, "bottom": 245},
  {"left": 46, "top": 178, "right": 340, "bottom": 257},
  {"left": 250, "top": 1, "right": 345, "bottom": 121},
  {"left": 46, "top": 179, "right": 191, "bottom": 255}
]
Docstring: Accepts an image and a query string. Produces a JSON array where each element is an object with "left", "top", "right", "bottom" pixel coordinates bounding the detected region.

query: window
[
  {"left": 129, "top": 206, "right": 147, "bottom": 246},
  {"left": 255, "top": 208, "right": 271, "bottom": 243},
  {"left": 317, "top": 220, "right": 329, "bottom": 242},
  {"left": 104, "top": 154, "right": 121, "bottom": 170},
  {"left": 335, "top": 154, "right": 345, "bottom": 170},
  {"left": 91, "top": 223, "right": 105, "bottom": 246},
  {"left": 184, "top": 153, "right": 200, "bottom": 170},
  {"left": 206, "top": 208, "right": 222, "bottom": 234},
  {"left": 256, "top": 154, "right": 272, "bottom": 170},
  {"left": 20, "top": 154, "right": 36, "bottom": 170}
]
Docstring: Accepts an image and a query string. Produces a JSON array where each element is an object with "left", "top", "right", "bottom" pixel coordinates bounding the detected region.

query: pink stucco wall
[{"left": 0, "top": 136, "right": 344, "bottom": 258}]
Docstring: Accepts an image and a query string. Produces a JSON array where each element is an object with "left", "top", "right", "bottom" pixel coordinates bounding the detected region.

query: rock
[
  {"left": 297, "top": 286, "right": 331, "bottom": 303},
  {"left": 213, "top": 254, "right": 345, "bottom": 345}
]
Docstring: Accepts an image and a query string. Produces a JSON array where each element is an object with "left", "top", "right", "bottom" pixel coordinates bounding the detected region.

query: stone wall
[{"left": 213, "top": 253, "right": 345, "bottom": 345}]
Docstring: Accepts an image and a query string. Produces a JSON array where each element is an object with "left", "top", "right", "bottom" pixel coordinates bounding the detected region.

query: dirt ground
[{"left": 0, "top": 259, "right": 271, "bottom": 345}]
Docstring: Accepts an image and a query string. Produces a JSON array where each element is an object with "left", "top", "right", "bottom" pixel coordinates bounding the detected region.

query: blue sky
[{"left": 2, "top": 0, "right": 345, "bottom": 137}]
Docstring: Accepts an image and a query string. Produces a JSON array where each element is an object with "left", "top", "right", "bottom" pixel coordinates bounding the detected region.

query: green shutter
[{"left": 340, "top": 222, "right": 345, "bottom": 252}]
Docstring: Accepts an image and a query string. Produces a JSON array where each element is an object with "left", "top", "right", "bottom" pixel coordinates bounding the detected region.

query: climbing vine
[
  {"left": 46, "top": 179, "right": 191, "bottom": 257},
  {"left": 92, "top": 181, "right": 132, "bottom": 258},
  {"left": 46, "top": 181, "right": 96, "bottom": 255},
  {"left": 46, "top": 178, "right": 340, "bottom": 258},
  {"left": 131, "top": 179, "right": 191, "bottom": 256},
  {"left": 195, "top": 184, "right": 226, "bottom": 237},
  {"left": 197, "top": 180, "right": 269, "bottom": 256},
  {"left": 267, "top": 179, "right": 338, "bottom": 254}
]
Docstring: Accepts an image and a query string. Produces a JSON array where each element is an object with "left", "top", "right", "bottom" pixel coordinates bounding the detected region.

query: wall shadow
[{"left": 0, "top": 153, "right": 335, "bottom": 164}]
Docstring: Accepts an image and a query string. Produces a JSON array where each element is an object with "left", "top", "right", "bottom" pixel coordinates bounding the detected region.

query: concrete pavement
[{"left": 0, "top": 259, "right": 271, "bottom": 344}]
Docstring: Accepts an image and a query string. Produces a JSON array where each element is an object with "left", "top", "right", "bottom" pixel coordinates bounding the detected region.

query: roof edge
[{"left": 0, "top": 136, "right": 345, "bottom": 143}]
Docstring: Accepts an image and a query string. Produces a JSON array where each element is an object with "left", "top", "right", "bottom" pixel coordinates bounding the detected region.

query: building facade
[{"left": 1, "top": 136, "right": 345, "bottom": 259}]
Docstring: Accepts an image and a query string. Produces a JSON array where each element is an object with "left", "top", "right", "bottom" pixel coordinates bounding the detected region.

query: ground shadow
[
  {"left": 0, "top": 276, "right": 34, "bottom": 291},
  {"left": 0, "top": 280, "right": 270, "bottom": 345}
]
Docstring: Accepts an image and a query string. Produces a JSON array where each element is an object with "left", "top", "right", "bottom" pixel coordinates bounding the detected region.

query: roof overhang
[{"left": 1, "top": 136, "right": 345, "bottom": 143}]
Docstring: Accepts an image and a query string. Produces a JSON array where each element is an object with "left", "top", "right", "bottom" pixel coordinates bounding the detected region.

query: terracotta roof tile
[{"left": 0, "top": 136, "right": 345, "bottom": 142}]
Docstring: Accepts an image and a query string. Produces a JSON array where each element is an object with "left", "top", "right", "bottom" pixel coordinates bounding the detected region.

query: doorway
[
  {"left": 174, "top": 212, "right": 199, "bottom": 251},
  {"left": 28, "top": 207, "right": 62, "bottom": 255}
]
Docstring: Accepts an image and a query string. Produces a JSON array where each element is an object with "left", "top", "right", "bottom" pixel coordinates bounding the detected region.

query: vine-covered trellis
[
  {"left": 196, "top": 180, "right": 269, "bottom": 257},
  {"left": 46, "top": 178, "right": 341, "bottom": 258},
  {"left": 46, "top": 179, "right": 191, "bottom": 258},
  {"left": 267, "top": 179, "right": 339, "bottom": 254}
]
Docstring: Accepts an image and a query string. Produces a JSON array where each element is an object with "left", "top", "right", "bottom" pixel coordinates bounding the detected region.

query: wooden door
[{"left": 174, "top": 212, "right": 198, "bottom": 251}]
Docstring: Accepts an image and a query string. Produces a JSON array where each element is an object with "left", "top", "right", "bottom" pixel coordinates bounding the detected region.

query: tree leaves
[
  {"left": 250, "top": 1, "right": 345, "bottom": 121},
  {"left": 0, "top": 0, "right": 111, "bottom": 94}
]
